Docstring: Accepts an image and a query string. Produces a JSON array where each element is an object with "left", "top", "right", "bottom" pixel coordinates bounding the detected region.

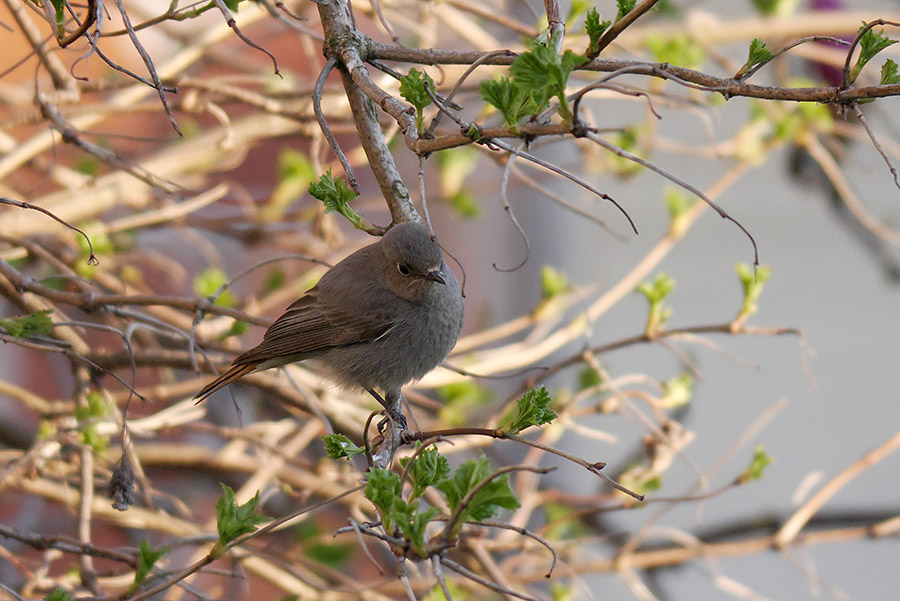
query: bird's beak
[{"left": 425, "top": 269, "right": 446, "bottom": 285}]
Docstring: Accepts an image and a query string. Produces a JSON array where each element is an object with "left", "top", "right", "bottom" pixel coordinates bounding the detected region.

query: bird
[{"left": 194, "top": 221, "right": 464, "bottom": 427}]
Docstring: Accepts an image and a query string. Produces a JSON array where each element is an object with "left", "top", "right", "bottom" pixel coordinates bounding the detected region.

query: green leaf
[
  {"left": 48, "top": 0, "right": 66, "bottom": 32},
  {"left": 880, "top": 58, "right": 900, "bottom": 85},
  {"left": 426, "top": 580, "right": 467, "bottom": 601},
  {"left": 738, "top": 444, "right": 773, "bottom": 482},
  {"left": 215, "top": 485, "right": 271, "bottom": 550},
  {"left": 653, "top": 0, "right": 679, "bottom": 17},
  {"left": 222, "top": 319, "right": 248, "bottom": 339},
  {"left": 498, "top": 386, "right": 557, "bottom": 435},
  {"left": 660, "top": 374, "right": 693, "bottom": 408},
  {"left": 37, "top": 419, "right": 57, "bottom": 440},
  {"left": 80, "top": 424, "right": 107, "bottom": 453},
  {"left": 664, "top": 186, "right": 696, "bottom": 236},
  {"left": 619, "top": 463, "right": 662, "bottom": 496},
  {"left": 399, "top": 68, "right": 436, "bottom": 133},
  {"left": 437, "top": 146, "right": 478, "bottom": 202},
  {"left": 751, "top": 0, "right": 777, "bottom": 14},
  {"left": 279, "top": 148, "right": 316, "bottom": 182},
  {"left": 585, "top": 8, "right": 611, "bottom": 55},
  {"left": 304, "top": 535, "right": 354, "bottom": 568},
  {"left": 604, "top": 126, "right": 645, "bottom": 177},
  {"left": 560, "top": 50, "right": 587, "bottom": 78},
  {"left": 449, "top": 191, "right": 480, "bottom": 218},
  {"left": 566, "top": 0, "right": 592, "bottom": 26},
  {"left": 76, "top": 223, "right": 112, "bottom": 255},
  {"left": 796, "top": 97, "right": 833, "bottom": 130},
  {"left": 636, "top": 273, "right": 674, "bottom": 303},
  {"left": 859, "top": 25, "right": 897, "bottom": 64},
  {"left": 364, "top": 468, "right": 403, "bottom": 521},
  {"left": 552, "top": 582, "right": 576, "bottom": 601},
  {"left": 193, "top": 267, "right": 226, "bottom": 297},
  {"left": 542, "top": 501, "right": 588, "bottom": 540},
  {"left": 735, "top": 263, "right": 772, "bottom": 321},
  {"left": 615, "top": 0, "right": 636, "bottom": 21},
  {"left": 437, "top": 454, "right": 520, "bottom": 532},
  {"left": 510, "top": 42, "right": 586, "bottom": 123},
  {"left": 263, "top": 149, "right": 317, "bottom": 220},
  {"left": 73, "top": 223, "right": 111, "bottom": 276},
  {"left": 0, "top": 309, "right": 53, "bottom": 339},
  {"left": 364, "top": 469, "right": 441, "bottom": 557},
  {"left": 748, "top": 38, "right": 773, "bottom": 68},
  {"left": 44, "top": 588, "right": 73, "bottom": 601},
  {"left": 75, "top": 391, "right": 109, "bottom": 421},
  {"left": 577, "top": 366, "right": 603, "bottom": 391},
  {"left": 438, "top": 381, "right": 493, "bottom": 426},
  {"left": 646, "top": 34, "right": 704, "bottom": 69},
  {"left": 399, "top": 68, "right": 435, "bottom": 112},
  {"left": 308, "top": 169, "right": 362, "bottom": 228},
  {"left": 400, "top": 446, "right": 451, "bottom": 500},
  {"left": 540, "top": 265, "right": 569, "bottom": 300},
  {"left": 850, "top": 24, "right": 898, "bottom": 84},
  {"left": 480, "top": 77, "right": 538, "bottom": 129},
  {"left": 395, "top": 505, "right": 440, "bottom": 558},
  {"left": 264, "top": 268, "right": 286, "bottom": 294},
  {"left": 127, "top": 540, "right": 168, "bottom": 595},
  {"left": 750, "top": 0, "right": 798, "bottom": 16},
  {"left": 323, "top": 433, "right": 365, "bottom": 460},
  {"left": 736, "top": 38, "right": 773, "bottom": 78},
  {"left": 193, "top": 267, "right": 237, "bottom": 308},
  {"left": 636, "top": 273, "right": 674, "bottom": 336}
]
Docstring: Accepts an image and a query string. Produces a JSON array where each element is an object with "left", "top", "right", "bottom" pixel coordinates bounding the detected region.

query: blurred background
[{"left": 1, "top": 0, "right": 899, "bottom": 599}]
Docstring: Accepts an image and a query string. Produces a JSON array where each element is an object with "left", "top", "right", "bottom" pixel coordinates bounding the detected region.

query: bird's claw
[{"left": 377, "top": 409, "right": 408, "bottom": 434}]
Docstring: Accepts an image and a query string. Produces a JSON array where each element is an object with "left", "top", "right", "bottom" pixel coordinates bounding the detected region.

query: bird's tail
[{"left": 194, "top": 363, "right": 257, "bottom": 404}]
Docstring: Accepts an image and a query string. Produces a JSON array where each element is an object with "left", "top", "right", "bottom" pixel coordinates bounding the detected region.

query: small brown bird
[{"left": 194, "top": 222, "right": 464, "bottom": 424}]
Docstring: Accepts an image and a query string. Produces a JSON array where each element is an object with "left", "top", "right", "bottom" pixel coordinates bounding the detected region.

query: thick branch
[
  {"left": 367, "top": 43, "right": 900, "bottom": 104},
  {"left": 316, "top": 0, "right": 419, "bottom": 224}
]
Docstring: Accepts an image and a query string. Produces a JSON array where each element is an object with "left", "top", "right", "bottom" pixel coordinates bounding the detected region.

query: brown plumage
[
  {"left": 193, "top": 222, "right": 464, "bottom": 416},
  {"left": 194, "top": 363, "right": 256, "bottom": 402}
]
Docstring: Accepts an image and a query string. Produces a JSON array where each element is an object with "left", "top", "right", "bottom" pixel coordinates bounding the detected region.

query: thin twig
[
  {"left": 737, "top": 35, "right": 851, "bottom": 81},
  {"left": 840, "top": 19, "right": 900, "bottom": 89},
  {"left": 592, "top": 0, "right": 661, "bottom": 58},
  {"left": 367, "top": 43, "right": 900, "bottom": 104},
  {"left": 471, "top": 519, "right": 557, "bottom": 577},
  {"left": 314, "top": 57, "right": 360, "bottom": 193},
  {"left": 0, "top": 197, "right": 98, "bottom": 264},
  {"left": 424, "top": 49, "right": 513, "bottom": 139},
  {"left": 441, "top": 557, "right": 542, "bottom": 601},
  {"left": 431, "top": 555, "right": 454, "bottom": 601},
  {"left": 57, "top": 0, "right": 96, "bottom": 47},
  {"left": 347, "top": 518, "right": 385, "bottom": 575},
  {"left": 440, "top": 465, "right": 554, "bottom": 542},
  {"left": 583, "top": 129, "right": 758, "bottom": 267},
  {"left": 775, "top": 427, "right": 900, "bottom": 547},
  {"left": 420, "top": 83, "right": 639, "bottom": 235},
  {"left": 109, "top": 0, "right": 182, "bottom": 134},
  {"left": 853, "top": 103, "right": 900, "bottom": 192},
  {"left": 212, "top": 0, "right": 282, "bottom": 77},
  {"left": 368, "top": 0, "right": 399, "bottom": 42},
  {"left": 493, "top": 143, "right": 530, "bottom": 272}
]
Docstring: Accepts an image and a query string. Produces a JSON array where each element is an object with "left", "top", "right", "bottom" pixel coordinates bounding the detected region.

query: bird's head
[{"left": 380, "top": 222, "right": 448, "bottom": 300}]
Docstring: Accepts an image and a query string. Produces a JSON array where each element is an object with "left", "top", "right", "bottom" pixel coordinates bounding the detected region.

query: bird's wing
[{"left": 231, "top": 288, "right": 396, "bottom": 366}]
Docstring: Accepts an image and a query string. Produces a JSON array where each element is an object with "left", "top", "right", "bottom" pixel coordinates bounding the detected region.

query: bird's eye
[{"left": 397, "top": 263, "right": 412, "bottom": 276}]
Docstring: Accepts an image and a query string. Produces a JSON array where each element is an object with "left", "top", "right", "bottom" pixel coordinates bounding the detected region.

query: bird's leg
[
  {"left": 367, "top": 388, "right": 407, "bottom": 468},
  {"left": 367, "top": 388, "right": 408, "bottom": 432}
]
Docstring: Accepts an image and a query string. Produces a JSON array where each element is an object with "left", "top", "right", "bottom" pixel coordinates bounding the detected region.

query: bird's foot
[
  {"left": 369, "top": 388, "right": 408, "bottom": 433},
  {"left": 377, "top": 408, "right": 408, "bottom": 434}
]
